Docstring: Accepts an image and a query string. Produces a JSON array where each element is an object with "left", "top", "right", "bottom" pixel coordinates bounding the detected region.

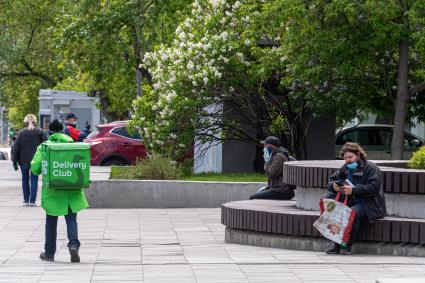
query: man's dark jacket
[
  {"left": 265, "top": 147, "right": 292, "bottom": 193},
  {"left": 327, "top": 160, "right": 386, "bottom": 223},
  {"left": 12, "top": 128, "right": 45, "bottom": 165}
]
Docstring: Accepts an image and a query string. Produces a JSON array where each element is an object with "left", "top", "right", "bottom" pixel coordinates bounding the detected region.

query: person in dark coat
[
  {"left": 11, "top": 114, "right": 46, "bottom": 206},
  {"left": 325, "top": 142, "right": 386, "bottom": 255},
  {"left": 249, "top": 136, "right": 294, "bottom": 200}
]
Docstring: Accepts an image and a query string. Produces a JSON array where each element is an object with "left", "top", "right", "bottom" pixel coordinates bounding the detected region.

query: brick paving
[{"left": 0, "top": 161, "right": 424, "bottom": 283}]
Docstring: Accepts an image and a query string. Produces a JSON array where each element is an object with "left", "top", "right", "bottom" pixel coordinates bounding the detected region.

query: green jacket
[{"left": 31, "top": 133, "right": 89, "bottom": 216}]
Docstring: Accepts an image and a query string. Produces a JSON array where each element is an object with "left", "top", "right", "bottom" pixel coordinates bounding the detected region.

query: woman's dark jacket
[
  {"left": 327, "top": 160, "right": 386, "bottom": 223},
  {"left": 11, "top": 128, "right": 45, "bottom": 165}
]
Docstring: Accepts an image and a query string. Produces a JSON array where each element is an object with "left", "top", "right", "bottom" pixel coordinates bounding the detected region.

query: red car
[{"left": 84, "top": 121, "right": 147, "bottom": 166}]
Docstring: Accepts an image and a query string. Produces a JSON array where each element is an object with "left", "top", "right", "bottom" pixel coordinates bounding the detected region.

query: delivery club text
[{"left": 52, "top": 161, "right": 86, "bottom": 177}]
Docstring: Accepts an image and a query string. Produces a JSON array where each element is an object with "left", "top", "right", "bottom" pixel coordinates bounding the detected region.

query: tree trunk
[
  {"left": 391, "top": 38, "right": 409, "bottom": 160},
  {"left": 287, "top": 108, "right": 312, "bottom": 160},
  {"left": 95, "top": 89, "right": 121, "bottom": 122},
  {"left": 134, "top": 23, "right": 143, "bottom": 97}
]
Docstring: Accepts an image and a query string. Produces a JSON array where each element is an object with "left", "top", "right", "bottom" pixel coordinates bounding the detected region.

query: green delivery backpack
[{"left": 41, "top": 142, "right": 90, "bottom": 189}]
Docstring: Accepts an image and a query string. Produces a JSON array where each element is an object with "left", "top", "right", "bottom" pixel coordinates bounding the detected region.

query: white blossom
[{"left": 221, "top": 31, "right": 229, "bottom": 40}]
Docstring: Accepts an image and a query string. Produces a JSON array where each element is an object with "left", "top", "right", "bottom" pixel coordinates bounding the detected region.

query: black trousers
[{"left": 250, "top": 189, "right": 294, "bottom": 200}]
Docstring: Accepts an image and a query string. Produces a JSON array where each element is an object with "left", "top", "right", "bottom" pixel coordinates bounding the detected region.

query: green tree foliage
[
  {"left": 1, "top": 0, "right": 192, "bottom": 124},
  {"left": 270, "top": 0, "right": 425, "bottom": 159},
  {"left": 130, "top": 0, "right": 425, "bottom": 161},
  {"left": 0, "top": 0, "right": 71, "bottom": 126},
  {"left": 58, "top": 0, "right": 192, "bottom": 120},
  {"left": 408, "top": 146, "right": 425, "bottom": 169}
]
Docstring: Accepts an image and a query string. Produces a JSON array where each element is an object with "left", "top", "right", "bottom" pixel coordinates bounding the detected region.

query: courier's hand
[
  {"left": 13, "top": 163, "right": 18, "bottom": 171},
  {"left": 333, "top": 182, "right": 341, "bottom": 192},
  {"left": 342, "top": 185, "right": 353, "bottom": 195}
]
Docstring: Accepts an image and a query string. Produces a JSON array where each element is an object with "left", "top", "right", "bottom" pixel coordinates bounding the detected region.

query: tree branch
[
  {"left": 22, "top": 59, "right": 56, "bottom": 86},
  {"left": 27, "top": 26, "right": 37, "bottom": 49},
  {"left": 0, "top": 71, "right": 32, "bottom": 77},
  {"left": 409, "top": 82, "right": 425, "bottom": 96}
]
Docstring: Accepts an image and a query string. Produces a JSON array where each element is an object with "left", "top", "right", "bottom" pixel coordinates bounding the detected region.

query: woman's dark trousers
[{"left": 19, "top": 163, "right": 38, "bottom": 204}]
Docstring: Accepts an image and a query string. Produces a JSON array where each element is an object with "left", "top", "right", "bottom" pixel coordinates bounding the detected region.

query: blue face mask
[
  {"left": 346, "top": 162, "right": 358, "bottom": 170},
  {"left": 267, "top": 146, "right": 273, "bottom": 155},
  {"left": 263, "top": 148, "right": 271, "bottom": 162}
]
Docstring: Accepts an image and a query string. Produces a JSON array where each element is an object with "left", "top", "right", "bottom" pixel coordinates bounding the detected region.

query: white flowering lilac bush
[
  {"left": 129, "top": 0, "right": 260, "bottom": 158},
  {"left": 129, "top": 0, "right": 374, "bottom": 159}
]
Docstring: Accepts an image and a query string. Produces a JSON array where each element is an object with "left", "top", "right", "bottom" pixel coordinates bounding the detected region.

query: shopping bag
[{"left": 313, "top": 192, "right": 356, "bottom": 247}]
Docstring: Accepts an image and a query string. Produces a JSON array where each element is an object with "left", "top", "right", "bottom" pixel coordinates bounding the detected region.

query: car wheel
[{"left": 101, "top": 157, "right": 129, "bottom": 166}]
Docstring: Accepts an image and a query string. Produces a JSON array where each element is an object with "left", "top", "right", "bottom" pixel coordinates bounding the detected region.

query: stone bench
[
  {"left": 221, "top": 160, "right": 425, "bottom": 256},
  {"left": 222, "top": 200, "right": 425, "bottom": 256},
  {"left": 222, "top": 200, "right": 425, "bottom": 244},
  {"left": 283, "top": 160, "right": 425, "bottom": 219}
]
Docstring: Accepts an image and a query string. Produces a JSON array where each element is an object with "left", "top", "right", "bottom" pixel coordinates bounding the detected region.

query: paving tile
[{"left": 0, "top": 162, "right": 425, "bottom": 283}]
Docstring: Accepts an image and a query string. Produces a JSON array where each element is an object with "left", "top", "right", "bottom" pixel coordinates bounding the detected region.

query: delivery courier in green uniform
[{"left": 31, "top": 119, "right": 89, "bottom": 262}]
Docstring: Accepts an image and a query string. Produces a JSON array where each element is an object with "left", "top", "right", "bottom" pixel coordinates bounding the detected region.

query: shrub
[
  {"left": 112, "top": 154, "right": 184, "bottom": 180},
  {"left": 408, "top": 146, "right": 425, "bottom": 169}
]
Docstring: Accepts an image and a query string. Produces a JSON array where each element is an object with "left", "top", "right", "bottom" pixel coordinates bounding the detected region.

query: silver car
[{"left": 335, "top": 124, "right": 424, "bottom": 160}]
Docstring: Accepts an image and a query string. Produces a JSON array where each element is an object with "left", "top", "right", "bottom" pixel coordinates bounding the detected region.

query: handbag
[{"left": 313, "top": 192, "right": 357, "bottom": 247}]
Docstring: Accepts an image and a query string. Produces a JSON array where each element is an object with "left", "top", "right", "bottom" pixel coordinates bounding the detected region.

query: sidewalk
[{"left": 0, "top": 161, "right": 424, "bottom": 283}]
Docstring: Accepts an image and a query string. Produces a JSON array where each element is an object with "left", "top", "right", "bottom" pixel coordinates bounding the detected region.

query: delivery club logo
[
  {"left": 49, "top": 154, "right": 87, "bottom": 188},
  {"left": 52, "top": 160, "right": 87, "bottom": 176}
]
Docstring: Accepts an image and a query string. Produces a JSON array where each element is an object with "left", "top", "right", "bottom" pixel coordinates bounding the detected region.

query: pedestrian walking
[
  {"left": 31, "top": 119, "right": 89, "bottom": 262},
  {"left": 11, "top": 114, "right": 46, "bottom": 206}
]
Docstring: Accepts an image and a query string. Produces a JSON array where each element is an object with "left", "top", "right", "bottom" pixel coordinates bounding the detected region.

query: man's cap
[
  {"left": 260, "top": 136, "right": 281, "bottom": 147},
  {"left": 49, "top": 119, "right": 64, "bottom": 132},
  {"left": 66, "top": 113, "right": 78, "bottom": 120}
]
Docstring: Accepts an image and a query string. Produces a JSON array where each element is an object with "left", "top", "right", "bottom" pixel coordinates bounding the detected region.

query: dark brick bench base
[{"left": 221, "top": 200, "right": 425, "bottom": 256}]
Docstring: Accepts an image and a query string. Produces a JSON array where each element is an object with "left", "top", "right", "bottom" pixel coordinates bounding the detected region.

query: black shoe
[
  {"left": 69, "top": 246, "right": 80, "bottom": 262},
  {"left": 40, "top": 252, "right": 54, "bottom": 262},
  {"left": 340, "top": 243, "right": 352, "bottom": 255},
  {"left": 326, "top": 244, "right": 341, "bottom": 255}
]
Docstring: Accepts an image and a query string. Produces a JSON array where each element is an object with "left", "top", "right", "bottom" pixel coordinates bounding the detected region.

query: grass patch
[
  {"left": 111, "top": 166, "right": 266, "bottom": 182},
  {"left": 110, "top": 154, "right": 266, "bottom": 182},
  {"left": 110, "top": 166, "right": 137, "bottom": 179},
  {"left": 181, "top": 173, "right": 266, "bottom": 182}
]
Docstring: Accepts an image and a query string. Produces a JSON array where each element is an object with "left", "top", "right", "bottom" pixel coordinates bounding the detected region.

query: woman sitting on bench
[{"left": 325, "top": 142, "right": 386, "bottom": 255}]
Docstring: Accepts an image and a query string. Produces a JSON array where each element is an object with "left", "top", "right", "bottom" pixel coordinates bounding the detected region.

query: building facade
[{"left": 38, "top": 89, "right": 101, "bottom": 132}]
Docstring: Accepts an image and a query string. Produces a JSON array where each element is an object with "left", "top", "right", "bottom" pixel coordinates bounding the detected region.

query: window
[
  {"left": 111, "top": 126, "right": 141, "bottom": 140},
  {"left": 378, "top": 129, "right": 415, "bottom": 147},
  {"left": 377, "top": 130, "right": 392, "bottom": 146},
  {"left": 336, "top": 129, "right": 378, "bottom": 146},
  {"left": 111, "top": 127, "right": 123, "bottom": 136}
]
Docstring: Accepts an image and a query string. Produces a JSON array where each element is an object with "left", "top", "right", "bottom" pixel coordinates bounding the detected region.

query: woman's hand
[
  {"left": 342, "top": 185, "right": 353, "bottom": 195},
  {"left": 333, "top": 182, "right": 341, "bottom": 192}
]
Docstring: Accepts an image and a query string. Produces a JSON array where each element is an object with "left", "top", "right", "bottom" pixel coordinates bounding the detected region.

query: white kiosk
[{"left": 38, "top": 89, "right": 101, "bottom": 132}]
